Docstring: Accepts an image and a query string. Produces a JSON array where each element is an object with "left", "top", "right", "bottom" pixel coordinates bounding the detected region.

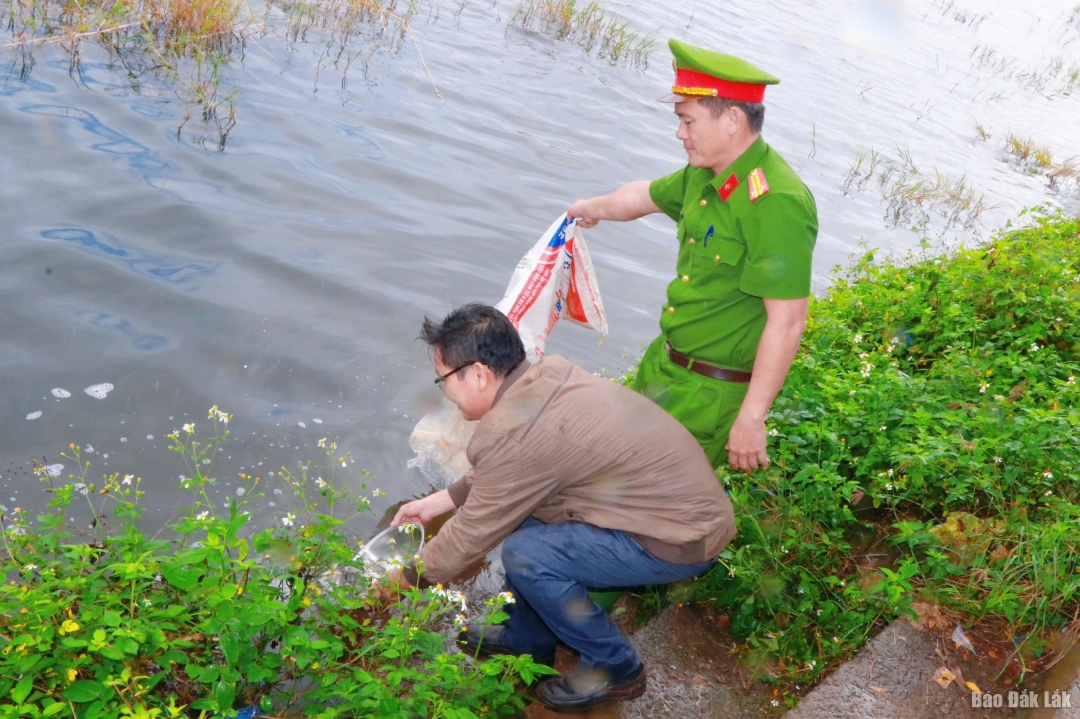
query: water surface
[{"left": 2, "top": 0, "right": 1079, "bottom": 527}]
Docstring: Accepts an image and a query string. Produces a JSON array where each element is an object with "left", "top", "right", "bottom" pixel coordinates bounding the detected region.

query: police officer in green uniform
[{"left": 568, "top": 39, "right": 817, "bottom": 471}]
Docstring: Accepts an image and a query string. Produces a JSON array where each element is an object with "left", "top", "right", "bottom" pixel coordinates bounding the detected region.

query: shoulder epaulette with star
[{"left": 748, "top": 167, "right": 770, "bottom": 202}]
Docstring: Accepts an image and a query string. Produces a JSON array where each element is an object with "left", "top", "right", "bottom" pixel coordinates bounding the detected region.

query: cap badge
[
  {"left": 748, "top": 167, "right": 770, "bottom": 202},
  {"left": 718, "top": 172, "right": 738, "bottom": 202}
]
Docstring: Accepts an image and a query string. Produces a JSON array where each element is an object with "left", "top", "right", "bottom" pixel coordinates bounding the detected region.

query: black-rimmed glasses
[{"left": 434, "top": 363, "right": 472, "bottom": 389}]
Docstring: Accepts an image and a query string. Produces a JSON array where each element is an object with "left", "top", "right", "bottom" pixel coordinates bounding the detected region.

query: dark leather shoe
[
  {"left": 460, "top": 624, "right": 555, "bottom": 666},
  {"left": 535, "top": 664, "right": 647, "bottom": 712},
  {"left": 461, "top": 624, "right": 520, "bottom": 658}
]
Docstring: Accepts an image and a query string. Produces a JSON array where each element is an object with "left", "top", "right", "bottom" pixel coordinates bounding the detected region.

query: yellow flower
[
  {"left": 301, "top": 597, "right": 312, "bottom": 607},
  {"left": 67, "top": 668, "right": 78, "bottom": 682},
  {"left": 59, "top": 619, "right": 80, "bottom": 635}
]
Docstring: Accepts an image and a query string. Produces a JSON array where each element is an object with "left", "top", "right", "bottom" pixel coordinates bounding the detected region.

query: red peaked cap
[{"left": 660, "top": 39, "right": 780, "bottom": 104}]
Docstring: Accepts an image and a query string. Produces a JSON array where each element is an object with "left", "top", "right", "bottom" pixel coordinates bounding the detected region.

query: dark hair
[
  {"left": 697, "top": 97, "right": 765, "bottom": 133},
  {"left": 419, "top": 303, "right": 526, "bottom": 378}
]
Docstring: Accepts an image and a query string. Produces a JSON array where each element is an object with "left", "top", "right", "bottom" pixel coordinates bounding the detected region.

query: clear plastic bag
[{"left": 407, "top": 397, "right": 477, "bottom": 484}]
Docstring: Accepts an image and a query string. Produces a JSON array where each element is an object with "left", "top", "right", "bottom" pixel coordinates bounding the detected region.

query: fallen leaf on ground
[
  {"left": 870, "top": 686, "right": 887, "bottom": 694},
  {"left": 966, "top": 681, "right": 981, "bottom": 692},
  {"left": 934, "top": 666, "right": 956, "bottom": 688}
]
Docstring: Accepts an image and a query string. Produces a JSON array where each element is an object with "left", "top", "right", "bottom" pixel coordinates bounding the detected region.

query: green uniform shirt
[{"left": 648, "top": 136, "right": 818, "bottom": 372}]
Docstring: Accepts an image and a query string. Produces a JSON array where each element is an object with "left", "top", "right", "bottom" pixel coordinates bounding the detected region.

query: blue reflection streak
[
  {"left": 1, "top": 76, "right": 55, "bottom": 97},
  {"left": 21, "top": 104, "right": 167, "bottom": 172},
  {"left": 74, "top": 310, "right": 169, "bottom": 351},
  {"left": 42, "top": 227, "right": 219, "bottom": 286}
]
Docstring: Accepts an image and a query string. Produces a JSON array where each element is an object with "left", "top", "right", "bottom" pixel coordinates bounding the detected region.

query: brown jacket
[{"left": 414, "top": 355, "right": 736, "bottom": 584}]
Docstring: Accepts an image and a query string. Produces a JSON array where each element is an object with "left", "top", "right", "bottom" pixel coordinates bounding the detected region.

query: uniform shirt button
[
  {"left": 699, "top": 199, "right": 708, "bottom": 206},
  {"left": 688, "top": 238, "right": 695, "bottom": 245},
  {"left": 682, "top": 275, "right": 689, "bottom": 282},
  {"left": 667, "top": 306, "right": 675, "bottom": 314}
]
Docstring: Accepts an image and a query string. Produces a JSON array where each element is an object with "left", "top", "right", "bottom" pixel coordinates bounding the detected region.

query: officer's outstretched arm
[{"left": 567, "top": 180, "right": 660, "bottom": 229}]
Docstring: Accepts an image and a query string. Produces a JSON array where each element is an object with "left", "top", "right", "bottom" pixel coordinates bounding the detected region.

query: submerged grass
[
  {"left": 681, "top": 210, "right": 1080, "bottom": 698},
  {"left": 7, "top": 0, "right": 249, "bottom": 145},
  {"left": 1003, "top": 133, "right": 1080, "bottom": 197},
  {"left": 511, "top": 0, "right": 655, "bottom": 69},
  {"left": 843, "top": 147, "right": 993, "bottom": 235},
  {"left": 970, "top": 43, "right": 1080, "bottom": 97},
  {"left": 4, "top": 0, "right": 657, "bottom": 141}
]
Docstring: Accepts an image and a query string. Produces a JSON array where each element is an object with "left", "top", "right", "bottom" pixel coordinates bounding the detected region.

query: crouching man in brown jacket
[{"left": 388, "top": 303, "right": 736, "bottom": 712}]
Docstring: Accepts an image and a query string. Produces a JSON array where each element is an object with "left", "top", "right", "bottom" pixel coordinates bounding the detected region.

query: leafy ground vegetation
[
  {"left": 687, "top": 209, "right": 1080, "bottom": 698},
  {"left": 0, "top": 411, "right": 547, "bottom": 719}
]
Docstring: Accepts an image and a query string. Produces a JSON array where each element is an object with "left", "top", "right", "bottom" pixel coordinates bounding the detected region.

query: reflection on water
[
  {"left": 42, "top": 227, "right": 219, "bottom": 284},
  {"left": 1, "top": 0, "right": 1078, "bottom": 531}
]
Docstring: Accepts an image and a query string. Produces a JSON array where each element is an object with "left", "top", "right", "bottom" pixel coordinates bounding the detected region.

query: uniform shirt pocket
[{"left": 710, "top": 238, "right": 745, "bottom": 268}]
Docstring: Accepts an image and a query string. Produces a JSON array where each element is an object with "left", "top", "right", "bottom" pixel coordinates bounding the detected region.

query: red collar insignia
[{"left": 718, "top": 172, "right": 738, "bottom": 202}]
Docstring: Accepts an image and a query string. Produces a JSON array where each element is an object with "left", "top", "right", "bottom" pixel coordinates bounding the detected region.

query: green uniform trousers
[{"left": 633, "top": 336, "right": 749, "bottom": 469}]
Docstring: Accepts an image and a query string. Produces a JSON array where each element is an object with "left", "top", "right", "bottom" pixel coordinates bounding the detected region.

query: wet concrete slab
[{"left": 785, "top": 607, "right": 1044, "bottom": 719}]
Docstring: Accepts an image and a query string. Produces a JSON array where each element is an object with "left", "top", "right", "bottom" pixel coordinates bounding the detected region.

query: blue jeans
[{"left": 498, "top": 517, "right": 714, "bottom": 681}]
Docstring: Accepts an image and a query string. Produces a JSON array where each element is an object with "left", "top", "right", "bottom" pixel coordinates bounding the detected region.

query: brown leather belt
[{"left": 666, "top": 343, "right": 753, "bottom": 383}]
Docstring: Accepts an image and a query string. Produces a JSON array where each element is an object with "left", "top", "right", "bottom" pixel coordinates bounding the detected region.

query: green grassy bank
[
  {"left": 0, "top": 424, "right": 546, "bottom": 719},
  {"left": 692, "top": 209, "right": 1080, "bottom": 698}
]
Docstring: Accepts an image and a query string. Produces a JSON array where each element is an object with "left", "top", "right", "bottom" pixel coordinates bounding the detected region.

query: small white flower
[
  {"left": 183, "top": 423, "right": 194, "bottom": 434},
  {"left": 1030, "top": 343, "right": 1040, "bottom": 352},
  {"left": 768, "top": 428, "right": 779, "bottom": 437},
  {"left": 979, "top": 384, "right": 988, "bottom": 393},
  {"left": 885, "top": 483, "right": 894, "bottom": 490},
  {"left": 994, "top": 394, "right": 1005, "bottom": 401},
  {"left": 853, "top": 334, "right": 862, "bottom": 344},
  {"left": 318, "top": 438, "right": 327, "bottom": 448},
  {"left": 498, "top": 591, "right": 516, "bottom": 604},
  {"left": 1043, "top": 471, "right": 1054, "bottom": 479},
  {"left": 1044, "top": 490, "right": 1053, "bottom": 496},
  {"left": 142, "top": 598, "right": 152, "bottom": 606},
  {"left": 879, "top": 425, "right": 887, "bottom": 431},
  {"left": 849, "top": 390, "right": 856, "bottom": 396},
  {"left": 196, "top": 511, "right": 209, "bottom": 521},
  {"left": 1068, "top": 377, "right": 1076, "bottom": 387},
  {"left": 282, "top": 512, "right": 296, "bottom": 527},
  {"left": 122, "top": 475, "right": 133, "bottom": 485},
  {"left": 24, "top": 563, "right": 37, "bottom": 571},
  {"left": 994, "top": 456, "right": 1003, "bottom": 464},
  {"left": 315, "top": 477, "right": 326, "bottom": 488},
  {"left": 771, "top": 700, "right": 780, "bottom": 707}
]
